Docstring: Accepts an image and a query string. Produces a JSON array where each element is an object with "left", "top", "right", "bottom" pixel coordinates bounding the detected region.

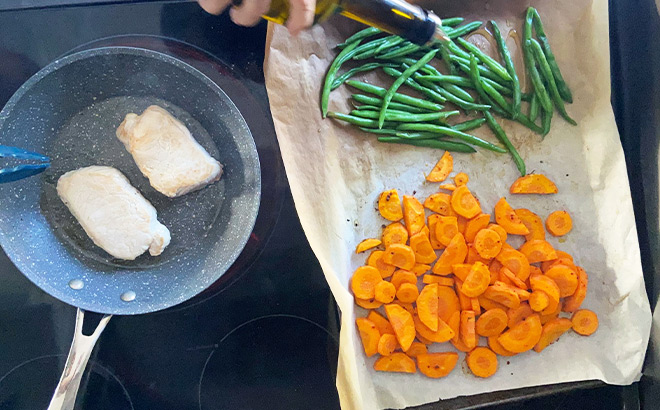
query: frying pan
[{"left": 0, "top": 47, "right": 261, "bottom": 409}]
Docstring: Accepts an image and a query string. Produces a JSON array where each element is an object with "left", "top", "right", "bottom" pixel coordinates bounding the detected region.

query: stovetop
[{"left": 0, "top": 1, "right": 648, "bottom": 409}]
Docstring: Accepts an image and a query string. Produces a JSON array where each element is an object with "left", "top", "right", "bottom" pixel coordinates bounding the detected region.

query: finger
[
  {"left": 285, "top": 0, "right": 315, "bottom": 36},
  {"left": 230, "top": 0, "right": 271, "bottom": 27},
  {"left": 198, "top": 0, "right": 232, "bottom": 15}
]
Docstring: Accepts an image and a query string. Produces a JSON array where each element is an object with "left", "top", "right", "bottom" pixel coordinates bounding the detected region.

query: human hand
[{"left": 198, "top": 0, "right": 316, "bottom": 36}]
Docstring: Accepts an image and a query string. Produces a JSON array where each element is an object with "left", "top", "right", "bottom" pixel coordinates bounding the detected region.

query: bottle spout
[{"left": 427, "top": 12, "right": 450, "bottom": 43}]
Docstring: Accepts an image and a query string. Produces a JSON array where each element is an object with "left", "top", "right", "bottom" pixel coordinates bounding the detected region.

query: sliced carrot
[
  {"left": 424, "top": 192, "right": 456, "bottom": 216},
  {"left": 540, "top": 300, "right": 563, "bottom": 325},
  {"left": 452, "top": 263, "right": 472, "bottom": 281},
  {"left": 383, "top": 244, "right": 416, "bottom": 270},
  {"left": 356, "top": 238, "right": 382, "bottom": 254},
  {"left": 367, "top": 250, "right": 397, "bottom": 279},
  {"left": 534, "top": 318, "right": 573, "bottom": 352},
  {"left": 519, "top": 240, "right": 557, "bottom": 264},
  {"left": 506, "top": 282, "right": 529, "bottom": 301},
  {"left": 488, "top": 223, "right": 508, "bottom": 242},
  {"left": 529, "top": 274, "right": 560, "bottom": 315},
  {"left": 546, "top": 210, "right": 573, "bottom": 236},
  {"left": 471, "top": 297, "right": 481, "bottom": 316},
  {"left": 467, "top": 347, "right": 498, "bottom": 378},
  {"left": 507, "top": 302, "right": 534, "bottom": 328},
  {"left": 417, "top": 352, "right": 459, "bottom": 378},
  {"left": 451, "top": 336, "right": 473, "bottom": 352},
  {"left": 494, "top": 197, "right": 530, "bottom": 235},
  {"left": 488, "top": 335, "right": 516, "bottom": 357},
  {"left": 465, "top": 213, "right": 491, "bottom": 243},
  {"left": 454, "top": 278, "right": 472, "bottom": 311},
  {"left": 437, "top": 285, "right": 461, "bottom": 322},
  {"left": 426, "top": 151, "right": 453, "bottom": 182},
  {"left": 529, "top": 290, "right": 550, "bottom": 312},
  {"left": 496, "top": 247, "right": 531, "bottom": 281},
  {"left": 510, "top": 174, "right": 558, "bottom": 194},
  {"left": 460, "top": 310, "right": 477, "bottom": 350},
  {"left": 488, "top": 259, "right": 502, "bottom": 285},
  {"left": 474, "top": 228, "right": 503, "bottom": 259},
  {"left": 439, "top": 183, "right": 457, "bottom": 191},
  {"left": 350, "top": 266, "right": 382, "bottom": 300},
  {"left": 451, "top": 185, "right": 482, "bottom": 218},
  {"left": 500, "top": 267, "right": 528, "bottom": 289},
  {"left": 403, "top": 196, "right": 425, "bottom": 236},
  {"left": 374, "top": 281, "right": 396, "bottom": 304},
  {"left": 378, "top": 189, "right": 403, "bottom": 221},
  {"left": 356, "top": 318, "right": 380, "bottom": 357},
  {"left": 417, "top": 284, "right": 439, "bottom": 331},
  {"left": 479, "top": 295, "right": 508, "bottom": 311},
  {"left": 515, "top": 209, "right": 546, "bottom": 241},
  {"left": 434, "top": 216, "right": 459, "bottom": 246},
  {"left": 416, "top": 334, "right": 434, "bottom": 345},
  {"left": 457, "top": 215, "right": 469, "bottom": 235},
  {"left": 390, "top": 269, "right": 417, "bottom": 290},
  {"left": 476, "top": 308, "right": 508, "bottom": 337},
  {"left": 541, "top": 258, "right": 577, "bottom": 275},
  {"left": 462, "top": 261, "right": 491, "bottom": 297},
  {"left": 413, "top": 313, "right": 455, "bottom": 343},
  {"left": 412, "top": 263, "right": 431, "bottom": 277},
  {"left": 397, "top": 282, "right": 419, "bottom": 304},
  {"left": 423, "top": 275, "right": 454, "bottom": 286},
  {"left": 467, "top": 243, "right": 491, "bottom": 264},
  {"left": 453, "top": 172, "right": 469, "bottom": 187},
  {"left": 563, "top": 266, "right": 588, "bottom": 313},
  {"left": 355, "top": 298, "right": 383, "bottom": 309},
  {"left": 571, "top": 309, "right": 598, "bottom": 336},
  {"left": 529, "top": 265, "right": 543, "bottom": 278},
  {"left": 498, "top": 314, "right": 542, "bottom": 353},
  {"left": 377, "top": 333, "right": 399, "bottom": 356},
  {"left": 448, "top": 310, "right": 460, "bottom": 344},
  {"left": 498, "top": 271, "right": 514, "bottom": 286},
  {"left": 374, "top": 352, "right": 416, "bottom": 373},
  {"left": 483, "top": 282, "right": 521, "bottom": 309},
  {"left": 406, "top": 341, "right": 428, "bottom": 358},
  {"left": 409, "top": 231, "right": 437, "bottom": 264},
  {"left": 432, "top": 233, "right": 468, "bottom": 275},
  {"left": 385, "top": 303, "right": 416, "bottom": 351},
  {"left": 427, "top": 215, "right": 445, "bottom": 250},
  {"left": 393, "top": 301, "right": 415, "bottom": 315},
  {"left": 381, "top": 222, "right": 409, "bottom": 248},
  {"left": 545, "top": 264, "right": 578, "bottom": 297},
  {"left": 368, "top": 311, "right": 394, "bottom": 335}
]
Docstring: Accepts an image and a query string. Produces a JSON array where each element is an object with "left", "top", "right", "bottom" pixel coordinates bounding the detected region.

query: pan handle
[{"left": 47, "top": 308, "right": 112, "bottom": 410}]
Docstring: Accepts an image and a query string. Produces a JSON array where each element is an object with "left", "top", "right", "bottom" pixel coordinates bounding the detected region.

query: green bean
[
  {"left": 529, "top": 39, "right": 577, "bottom": 125},
  {"left": 352, "top": 94, "right": 440, "bottom": 113},
  {"left": 346, "top": 80, "right": 443, "bottom": 111},
  {"left": 452, "top": 118, "right": 487, "bottom": 132},
  {"left": 456, "top": 37, "right": 512, "bottom": 82},
  {"left": 397, "top": 123, "right": 506, "bottom": 153},
  {"left": 438, "top": 43, "right": 458, "bottom": 75},
  {"left": 328, "top": 111, "right": 396, "bottom": 128},
  {"left": 441, "top": 17, "right": 464, "bottom": 27},
  {"left": 416, "top": 74, "right": 473, "bottom": 87},
  {"left": 444, "top": 21, "right": 483, "bottom": 39},
  {"left": 529, "top": 93, "right": 539, "bottom": 122},
  {"left": 484, "top": 78, "right": 514, "bottom": 96},
  {"left": 433, "top": 68, "right": 491, "bottom": 112},
  {"left": 521, "top": 92, "right": 534, "bottom": 102},
  {"left": 375, "top": 36, "right": 405, "bottom": 54},
  {"left": 377, "top": 43, "right": 421, "bottom": 60},
  {"left": 350, "top": 109, "right": 456, "bottom": 123},
  {"left": 484, "top": 112, "right": 525, "bottom": 176},
  {"left": 528, "top": 8, "right": 573, "bottom": 103},
  {"left": 446, "top": 40, "right": 471, "bottom": 60},
  {"left": 321, "top": 41, "right": 360, "bottom": 117},
  {"left": 541, "top": 107, "right": 552, "bottom": 137},
  {"left": 490, "top": 20, "right": 521, "bottom": 118},
  {"left": 377, "top": 136, "right": 477, "bottom": 152},
  {"left": 515, "top": 112, "right": 544, "bottom": 134},
  {"left": 332, "top": 63, "right": 392, "bottom": 90},
  {"left": 353, "top": 102, "right": 431, "bottom": 115},
  {"left": 381, "top": 67, "right": 446, "bottom": 104},
  {"left": 353, "top": 37, "right": 404, "bottom": 60},
  {"left": 358, "top": 127, "right": 400, "bottom": 135},
  {"left": 451, "top": 55, "right": 503, "bottom": 83},
  {"left": 468, "top": 54, "right": 509, "bottom": 117},
  {"left": 379, "top": 50, "right": 438, "bottom": 127},
  {"left": 442, "top": 83, "right": 474, "bottom": 102},
  {"left": 523, "top": 39, "right": 552, "bottom": 113},
  {"left": 482, "top": 78, "right": 514, "bottom": 116},
  {"left": 337, "top": 27, "right": 381, "bottom": 48},
  {"left": 392, "top": 58, "right": 439, "bottom": 76},
  {"left": 395, "top": 132, "right": 442, "bottom": 139}
]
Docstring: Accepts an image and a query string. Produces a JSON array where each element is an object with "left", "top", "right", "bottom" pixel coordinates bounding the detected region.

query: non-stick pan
[{"left": 0, "top": 47, "right": 261, "bottom": 409}]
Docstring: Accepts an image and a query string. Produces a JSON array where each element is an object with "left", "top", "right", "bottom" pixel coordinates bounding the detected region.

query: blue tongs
[{"left": 0, "top": 145, "right": 50, "bottom": 184}]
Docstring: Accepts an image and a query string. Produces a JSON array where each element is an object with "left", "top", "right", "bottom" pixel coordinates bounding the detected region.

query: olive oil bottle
[{"left": 262, "top": 0, "right": 448, "bottom": 45}]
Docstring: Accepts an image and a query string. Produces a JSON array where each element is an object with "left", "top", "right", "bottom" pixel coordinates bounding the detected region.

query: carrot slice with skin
[
  {"left": 546, "top": 210, "right": 573, "bottom": 236},
  {"left": 510, "top": 174, "right": 558, "bottom": 194},
  {"left": 534, "top": 318, "right": 572, "bottom": 352},
  {"left": 465, "top": 214, "right": 491, "bottom": 243},
  {"left": 452, "top": 263, "right": 472, "bottom": 281},
  {"left": 417, "top": 352, "right": 459, "bottom": 378},
  {"left": 374, "top": 352, "right": 416, "bottom": 373},
  {"left": 495, "top": 197, "right": 530, "bottom": 235},
  {"left": 396, "top": 283, "right": 419, "bottom": 303},
  {"left": 412, "top": 263, "right": 431, "bottom": 277},
  {"left": 563, "top": 267, "right": 588, "bottom": 313},
  {"left": 454, "top": 172, "right": 469, "bottom": 187},
  {"left": 356, "top": 318, "right": 380, "bottom": 357},
  {"left": 423, "top": 275, "right": 454, "bottom": 286},
  {"left": 355, "top": 298, "right": 383, "bottom": 309},
  {"left": 378, "top": 189, "right": 404, "bottom": 221},
  {"left": 455, "top": 278, "right": 472, "bottom": 311},
  {"left": 368, "top": 311, "right": 394, "bottom": 335},
  {"left": 496, "top": 247, "right": 531, "bottom": 281},
  {"left": 500, "top": 267, "right": 528, "bottom": 289},
  {"left": 457, "top": 215, "right": 469, "bottom": 235},
  {"left": 413, "top": 313, "right": 455, "bottom": 343},
  {"left": 367, "top": 250, "right": 396, "bottom": 279},
  {"left": 498, "top": 314, "right": 542, "bottom": 353},
  {"left": 462, "top": 261, "right": 491, "bottom": 297},
  {"left": 437, "top": 285, "right": 461, "bottom": 322},
  {"left": 394, "top": 301, "right": 415, "bottom": 315},
  {"left": 460, "top": 310, "right": 477, "bottom": 350},
  {"left": 356, "top": 238, "right": 382, "bottom": 254},
  {"left": 417, "top": 284, "right": 439, "bottom": 331},
  {"left": 424, "top": 192, "right": 456, "bottom": 216},
  {"left": 434, "top": 216, "right": 459, "bottom": 247},
  {"left": 409, "top": 231, "right": 437, "bottom": 264},
  {"left": 448, "top": 310, "right": 460, "bottom": 343},
  {"left": 471, "top": 297, "right": 481, "bottom": 316},
  {"left": 375, "top": 281, "right": 396, "bottom": 303},
  {"left": 403, "top": 196, "right": 425, "bottom": 236},
  {"left": 483, "top": 282, "right": 521, "bottom": 309},
  {"left": 476, "top": 308, "right": 508, "bottom": 337},
  {"left": 416, "top": 334, "right": 434, "bottom": 345},
  {"left": 439, "top": 183, "right": 457, "bottom": 191},
  {"left": 545, "top": 265, "right": 578, "bottom": 297},
  {"left": 529, "top": 290, "right": 550, "bottom": 312},
  {"left": 382, "top": 222, "right": 409, "bottom": 248},
  {"left": 530, "top": 275, "right": 561, "bottom": 315},
  {"left": 451, "top": 185, "right": 482, "bottom": 218},
  {"left": 383, "top": 244, "right": 416, "bottom": 270},
  {"left": 467, "top": 347, "right": 498, "bottom": 378},
  {"left": 350, "top": 266, "right": 382, "bottom": 299},
  {"left": 571, "top": 309, "right": 598, "bottom": 335},
  {"left": 489, "top": 260, "right": 502, "bottom": 284},
  {"left": 515, "top": 209, "right": 546, "bottom": 241},
  {"left": 488, "top": 335, "right": 516, "bottom": 357},
  {"left": 488, "top": 223, "right": 508, "bottom": 242},
  {"left": 519, "top": 240, "right": 558, "bottom": 263},
  {"left": 426, "top": 151, "right": 453, "bottom": 182},
  {"left": 498, "top": 271, "right": 514, "bottom": 287},
  {"left": 406, "top": 342, "right": 428, "bottom": 358},
  {"left": 385, "top": 303, "right": 416, "bottom": 351},
  {"left": 377, "top": 333, "right": 399, "bottom": 356},
  {"left": 432, "top": 233, "right": 468, "bottom": 275},
  {"left": 541, "top": 257, "right": 576, "bottom": 274},
  {"left": 479, "top": 295, "right": 508, "bottom": 311},
  {"left": 507, "top": 302, "right": 534, "bottom": 328},
  {"left": 540, "top": 300, "right": 563, "bottom": 325},
  {"left": 451, "top": 336, "right": 473, "bottom": 352},
  {"left": 427, "top": 215, "right": 445, "bottom": 250},
  {"left": 467, "top": 243, "right": 491, "bottom": 264},
  {"left": 390, "top": 269, "right": 417, "bottom": 290},
  {"left": 474, "top": 228, "right": 503, "bottom": 259}
]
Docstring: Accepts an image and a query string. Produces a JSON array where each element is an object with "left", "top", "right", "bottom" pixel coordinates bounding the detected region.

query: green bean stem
[
  {"left": 397, "top": 123, "right": 506, "bottom": 152},
  {"left": 484, "top": 112, "right": 526, "bottom": 176},
  {"left": 490, "top": 20, "right": 521, "bottom": 118},
  {"left": 377, "top": 136, "right": 477, "bottom": 152}
]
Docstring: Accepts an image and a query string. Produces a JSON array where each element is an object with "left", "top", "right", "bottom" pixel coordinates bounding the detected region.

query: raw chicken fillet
[
  {"left": 57, "top": 166, "right": 171, "bottom": 260},
  {"left": 116, "top": 105, "right": 223, "bottom": 197}
]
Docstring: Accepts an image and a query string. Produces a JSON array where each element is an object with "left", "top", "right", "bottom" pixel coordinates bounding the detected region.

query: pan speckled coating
[{"left": 0, "top": 47, "right": 261, "bottom": 315}]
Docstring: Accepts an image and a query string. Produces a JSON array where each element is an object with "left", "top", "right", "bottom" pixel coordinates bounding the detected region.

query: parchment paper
[{"left": 264, "top": 0, "right": 652, "bottom": 408}]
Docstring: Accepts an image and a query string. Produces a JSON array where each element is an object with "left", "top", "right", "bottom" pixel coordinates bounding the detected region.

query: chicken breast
[
  {"left": 116, "top": 105, "right": 223, "bottom": 197},
  {"left": 57, "top": 166, "right": 171, "bottom": 260}
]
